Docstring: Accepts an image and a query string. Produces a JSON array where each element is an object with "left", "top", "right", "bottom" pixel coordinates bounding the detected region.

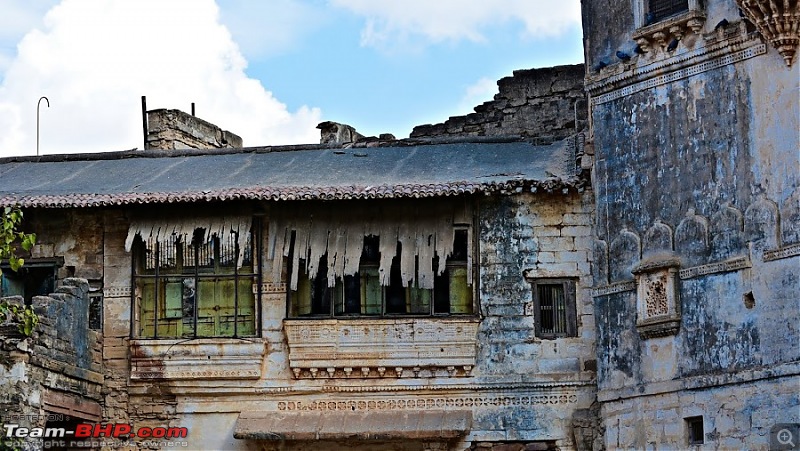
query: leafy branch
[{"left": 0, "top": 207, "right": 38, "bottom": 337}]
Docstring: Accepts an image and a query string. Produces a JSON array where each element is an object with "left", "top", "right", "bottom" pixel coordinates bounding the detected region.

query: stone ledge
[
  {"left": 129, "top": 338, "right": 265, "bottom": 380},
  {"left": 598, "top": 361, "right": 800, "bottom": 402}
]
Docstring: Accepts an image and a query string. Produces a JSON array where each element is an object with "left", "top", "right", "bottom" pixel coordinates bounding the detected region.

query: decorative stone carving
[
  {"left": 609, "top": 228, "right": 641, "bottom": 282},
  {"left": 675, "top": 209, "right": 710, "bottom": 267},
  {"left": 633, "top": 9, "right": 707, "bottom": 54},
  {"left": 130, "top": 339, "right": 265, "bottom": 380},
  {"left": 737, "top": 0, "right": 800, "bottom": 66},
  {"left": 710, "top": 205, "right": 745, "bottom": 261},
  {"left": 643, "top": 221, "right": 674, "bottom": 257},
  {"left": 744, "top": 197, "right": 780, "bottom": 249},
  {"left": 284, "top": 318, "right": 480, "bottom": 379},
  {"left": 632, "top": 259, "right": 681, "bottom": 339}
]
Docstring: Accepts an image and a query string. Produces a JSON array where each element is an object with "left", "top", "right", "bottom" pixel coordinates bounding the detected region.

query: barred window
[
  {"left": 288, "top": 230, "right": 473, "bottom": 317},
  {"left": 531, "top": 279, "right": 577, "bottom": 338},
  {"left": 133, "top": 222, "right": 259, "bottom": 339},
  {"left": 647, "top": 0, "right": 689, "bottom": 23}
]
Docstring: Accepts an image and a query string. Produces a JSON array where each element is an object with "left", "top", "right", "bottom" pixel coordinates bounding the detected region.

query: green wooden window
[
  {"left": 289, "top": 230, "right": 473, "bottom": 317},
  {"left": 134, "top": 225, "right": 259, "bottom": 338}
]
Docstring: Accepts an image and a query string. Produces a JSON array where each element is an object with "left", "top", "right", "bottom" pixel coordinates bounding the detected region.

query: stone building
[
  {"left": 1, "top": 0, "right": 798, "bottom": 448},
  {"left": 582, "top": 0, "right": 799, "bottom": 448},
  {"left": 0, "top": 65, "right": 599, "bottom": 450}
]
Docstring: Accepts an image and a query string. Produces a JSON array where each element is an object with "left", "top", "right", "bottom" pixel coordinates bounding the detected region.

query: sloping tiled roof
[{"left": 0, "top": 137, "right": 586, "bottom": 208}]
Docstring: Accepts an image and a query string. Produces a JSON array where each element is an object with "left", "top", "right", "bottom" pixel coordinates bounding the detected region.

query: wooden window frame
[
  {"left": 287, "top": 229, "right": 475, "bottom": 318},
  {"left": 132, "top": 219, "right": 261, "bottom": 339},
  {"left": 531, "top": 278, "right": 577, "bottom": 339}
]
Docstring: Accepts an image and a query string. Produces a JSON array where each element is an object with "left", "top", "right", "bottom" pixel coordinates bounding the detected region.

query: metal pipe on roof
[
  {"left": 141, "top": 96, "right": 147, "bottom": 150},
  {"left": 37, "top": 96, "right": 50, "bottom": 156}
]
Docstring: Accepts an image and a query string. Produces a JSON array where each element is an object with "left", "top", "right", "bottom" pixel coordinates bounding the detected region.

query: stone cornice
[{"left": 587, "top": 31, "right": 766, "bottom": 105}]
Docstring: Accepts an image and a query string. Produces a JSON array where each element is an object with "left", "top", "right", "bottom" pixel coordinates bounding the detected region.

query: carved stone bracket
[
  {"left": 284, "top": 318, "right": 479, "bottom": 379},
  {"left": 632, "top": 258, "right": 681, "bottom": 339},
  {"left": 737, "top": 0, "right": 800, "bottom": 66},
  {"left": 633, "top": 10, "right": 707, "bottom": 53}
]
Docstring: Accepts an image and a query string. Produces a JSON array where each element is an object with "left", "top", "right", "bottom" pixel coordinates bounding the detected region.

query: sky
[{"left": 0, "top": 0, "right": 583, "bottom": 157}]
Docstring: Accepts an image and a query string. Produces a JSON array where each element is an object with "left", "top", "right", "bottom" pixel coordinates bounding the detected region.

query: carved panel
[
  {"left": 633, "top": 261, "right": 681, "bottom": 339},
  {"left": 284, "top": 318, "right": 479, "bottom": 378},
  {"left": 103, "top": 286, "right": 131, "bottom": 298},
  {"left": 130, "top": 339, "right": 265, "bottom": 380}
]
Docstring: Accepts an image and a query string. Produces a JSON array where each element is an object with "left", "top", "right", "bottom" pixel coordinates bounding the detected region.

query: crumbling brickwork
[
  {"left": 411, "top": 65, "right": 586, "bottom": 143},
  {"left": 0, "top": 278, "right": 103, "bottom": 450},
  {"left": 146, "top": 108, "right": 243, "bottom": 150}
]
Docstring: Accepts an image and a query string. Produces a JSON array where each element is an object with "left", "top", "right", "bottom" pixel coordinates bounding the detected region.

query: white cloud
[
  {"left": 0, "top": 0, "right": 321, "bottom": 157},
  {"left": 329, "top": 0, "right": 581, "bottom": 51}
]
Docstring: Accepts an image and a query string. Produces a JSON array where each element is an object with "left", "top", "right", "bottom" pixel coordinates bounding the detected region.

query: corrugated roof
[{"left": 0, "top": 137, "right": 586, "bottom": 208}]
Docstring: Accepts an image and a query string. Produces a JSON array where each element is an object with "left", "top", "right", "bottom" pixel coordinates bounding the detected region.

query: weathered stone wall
[
  {"left": 475, "top": 192, "right": 597, "bottom": 448},
  {"left": 585, "top": 0, "right": 800, "bottom": 447},
  {"left": 25, "top": 209, "right": 104, "bottom": 284},
  {"left": 0, "top": 278, "right": 103, "bottom": 450},
  {"left": 146, "top": 108, "right": 243, "bottom": 150},
  {"left": 600, "top": 374, "right": 800, "bottom": 449},
  {"left": 411, "top": 65, "right": 586, "bottom": 143}
]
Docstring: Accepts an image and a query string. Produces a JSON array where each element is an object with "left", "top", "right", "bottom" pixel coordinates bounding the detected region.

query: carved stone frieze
[
  {"left": 679, "top": 257, "right": 751, "bottom": 279},
  {"left": 130, "top": 339, "right": 265, "bottom": 380},
  {"left": 763, "top": 242, "right": 800, "bottom": 262},
  {"left": 103, "top": 286, "right": 131, "bottom": 298},
  {"left": 737, "top": 0, "right": 800, "bottom": 66},
  {"left": 284, "top": 318, "right": 480, "bottom": 379},
  {"left": 276, "top": 392, "right": 579, "bottom": 412}
]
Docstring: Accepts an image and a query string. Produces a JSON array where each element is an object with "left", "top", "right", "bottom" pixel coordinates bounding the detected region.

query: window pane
[
  {"left": 360, "top": 266, "right": 382, "bottom": 314},
  {"left": 408, "top": 284, "right": 431, "bottom": 314},
  {"left": 334, "top": 275, "right": 360, "bottom": 316},
  {"left": 448, "top": 266, "right": 473, "bottom": 314}
]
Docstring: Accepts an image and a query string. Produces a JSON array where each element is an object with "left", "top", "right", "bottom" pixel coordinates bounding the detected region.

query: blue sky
[{"left": 0, "top": 0, "right": 583, "bottom": 156}]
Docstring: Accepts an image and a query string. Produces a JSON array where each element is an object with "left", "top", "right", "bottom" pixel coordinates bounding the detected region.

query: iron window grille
[
  {"left": 132, "top": 220, "right": 260, "bottom": 339},
  {"left": 647, "top": 0, "right": 689, "bottom": 23},
  {"left": 685, "top": 416, "right": 704, "bottom": 445},
  {"left": 531, "top": 278, "right": 577, "bottom": 339}
]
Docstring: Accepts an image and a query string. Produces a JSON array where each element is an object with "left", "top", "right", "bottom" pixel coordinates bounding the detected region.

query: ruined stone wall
[
  {"left": 0, "top": 279, "right": 103, "bottom": 450},
  {"left": 410, "top": 65, "right": 586, "bottom": 143},
  {"left": 146, "top": 108, "right": 243, "bottom": 150},
  {"left": 584, "top": 0, "right": 800, "bottom": 447}
]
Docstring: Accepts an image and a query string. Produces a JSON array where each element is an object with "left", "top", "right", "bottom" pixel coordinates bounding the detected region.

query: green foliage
[
  {"left": 0, "top": 301, "right": 39, "bottom": 336},
  {"left": 0, "top": 207, "right": 39, "bottom": 337},
  {"left": 1, "top": 207, "right": 36, "bottom": 272}
]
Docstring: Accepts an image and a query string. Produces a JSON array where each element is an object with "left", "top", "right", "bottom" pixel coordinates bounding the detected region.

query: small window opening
[
  {"left": 531, "top": 279, "right": 577, "bottom": 339},
  {"left": 647, "top": 0, "right": 689, "bottom": 23},
  {"left": 686, "top": 416, "right": 704, "bottom": 445}
]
